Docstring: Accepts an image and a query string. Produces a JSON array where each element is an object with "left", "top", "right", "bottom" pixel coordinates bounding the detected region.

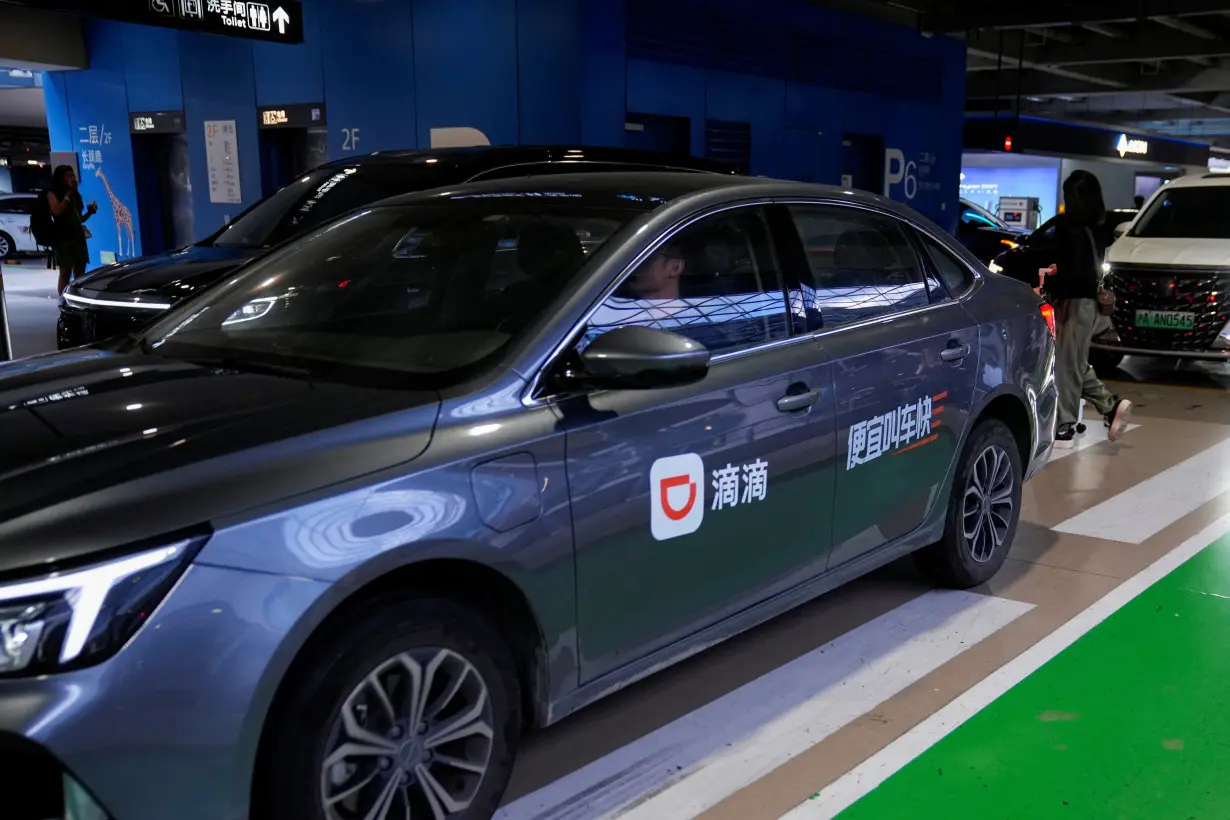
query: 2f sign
[
  {"left": 341, "top": 127, "right": 360, "bottom": 152},
  {"left": 884, "top": 148, "right": 917, "bottom": 200}
]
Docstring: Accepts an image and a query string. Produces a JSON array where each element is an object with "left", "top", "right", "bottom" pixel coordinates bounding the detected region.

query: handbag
[
  {"left": 1096, "top": 285, "right": 1116, "bottom": 316},
  {"left": 1086, "top": 227, "right": 1116, "bottom": 316}
]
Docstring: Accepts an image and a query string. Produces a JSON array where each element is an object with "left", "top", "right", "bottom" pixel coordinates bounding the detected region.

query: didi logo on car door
[{"left": 650, "top": 453, "right": 705, "bottom": 541}]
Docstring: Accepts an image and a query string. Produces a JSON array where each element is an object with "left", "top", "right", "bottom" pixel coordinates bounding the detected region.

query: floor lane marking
[
  {"left": 495, "top": 590, "right": 1032, "bottom": 820},
  {"left": 781, "top": 509, "right": 1230, "bottom": 820},
  {"left": 1044, "top": 422, "right": 1140, "bottom": 462},
  {"left": 1051, "top": 436, "right": 1230, "bottom": 543}
]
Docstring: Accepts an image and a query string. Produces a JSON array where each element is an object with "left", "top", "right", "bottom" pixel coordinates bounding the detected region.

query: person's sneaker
[
  {"left": 1105, "top": 398, "right": 1132, "bottom": 441},
  {"left": 1054, "top": 422, "right": 1077, "bottom": 449}
]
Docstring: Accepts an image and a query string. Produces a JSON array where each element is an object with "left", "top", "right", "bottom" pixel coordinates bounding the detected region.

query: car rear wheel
[
  {"left": 260, "top": 596, "right": 522, "bottom": 820},
  {"left": 1089, "top": 349, "right": 1124, "bottom": 376},
  {"left": 0, "top": 231, "right": 13, "bottom": 259},
  {"left": 915, "top": 419, "right": 1021, "bottom": 589}
]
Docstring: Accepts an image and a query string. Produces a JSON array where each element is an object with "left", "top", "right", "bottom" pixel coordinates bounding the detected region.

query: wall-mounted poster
[{"left": 204, "top": 120, "right": 242, "bottom": 204}]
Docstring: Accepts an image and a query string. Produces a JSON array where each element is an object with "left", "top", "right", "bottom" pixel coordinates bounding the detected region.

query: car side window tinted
[
  {"left": 582, "top": 207, "right": 790, "bottom": 355},
  {"left": 786, "top": 205, "right": 930, "bottom": 330},
  {"left": 1027, "top": 219, "right": 1059, "bottom": 247},
  {"left": 0, "top": 198, "right": 33, "bottom": 214},
  {"left": 918, "top": 233, "right": 975, "bottom": 297}
]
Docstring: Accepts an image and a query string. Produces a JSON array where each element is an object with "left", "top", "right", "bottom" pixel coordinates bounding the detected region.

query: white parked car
[
  {"left": 0, "top": 192, "right": 40, "bottom": 258},
  {"left": 1093, "top": 173, "right": 1230, "bottom": 371}
]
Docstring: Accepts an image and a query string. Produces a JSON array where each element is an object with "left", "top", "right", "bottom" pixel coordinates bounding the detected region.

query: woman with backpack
[
  {"left": 46, "top": 164, "right": 97, "bottom": 294},
  {"left": 1041, "top": 170, "right": 1131, "bottom": 448}
]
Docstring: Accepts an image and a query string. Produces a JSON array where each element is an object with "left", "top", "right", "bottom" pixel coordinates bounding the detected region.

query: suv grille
[{"left": 1106, "top": 263, "right": 1230, "bottom": 351}]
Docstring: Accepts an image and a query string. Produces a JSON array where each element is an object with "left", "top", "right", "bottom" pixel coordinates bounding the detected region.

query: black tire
[
  {"left": 1089, "top": 349, "right": 1123, "bottom": 376},
  {"left": 0, "top": 231, "right": 14, "bottom": 259},
  {"left": 915, "top": 419, "right": 1022, "bottom": 589},
  {"left": 259, "top": 595, "right": 522, "bottom": 820}
]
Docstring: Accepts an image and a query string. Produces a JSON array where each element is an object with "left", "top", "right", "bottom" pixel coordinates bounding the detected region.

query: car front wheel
[
  {"left": 915, "top": 419, "right": 1022, "bottom": 589},
  {"left": 0, "top": 231, "right": 13, "bottom": 259},
  {"left": 260, "top": 596, "right": 522, "bottom": 820}
]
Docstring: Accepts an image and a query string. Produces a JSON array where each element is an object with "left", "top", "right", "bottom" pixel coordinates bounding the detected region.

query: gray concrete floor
[{"left": 2, "top": 256, "right": 59, "bottom": 359}]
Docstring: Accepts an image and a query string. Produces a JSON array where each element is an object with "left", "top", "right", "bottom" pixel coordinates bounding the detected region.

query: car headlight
[{"left": 0, "top": 541, "right": 193, "bottom": 677}]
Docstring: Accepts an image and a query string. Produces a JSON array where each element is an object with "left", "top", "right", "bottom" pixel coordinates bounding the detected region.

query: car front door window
[{"left": 582, "top": 207, "right": 791, "bottom": 355}]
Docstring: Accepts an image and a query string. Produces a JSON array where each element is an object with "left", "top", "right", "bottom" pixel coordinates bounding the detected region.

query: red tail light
[{"left": 1040, "top": 303, "right": 1056, "bottom": 338}]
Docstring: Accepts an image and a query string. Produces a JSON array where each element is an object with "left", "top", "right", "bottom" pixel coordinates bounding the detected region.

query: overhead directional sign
[{"left": 3, "top": 1, "right": 304, "bottom": 44}]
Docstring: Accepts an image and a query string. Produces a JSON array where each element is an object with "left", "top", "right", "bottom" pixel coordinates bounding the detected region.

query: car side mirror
[
  {"left": 574, "top": 325, "right": 710, "bottom": 390},
  {"left": 1113, "top": 221, "right": 1131, "bottom": 239}
]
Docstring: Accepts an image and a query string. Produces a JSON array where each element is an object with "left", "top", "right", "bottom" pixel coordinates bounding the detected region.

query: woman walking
[
  {"left": 1043, "top": 170, "right": 1131, "bottom": 447},
  {"left": 47, "top": 164, "right": 97, "bottom": 294}
]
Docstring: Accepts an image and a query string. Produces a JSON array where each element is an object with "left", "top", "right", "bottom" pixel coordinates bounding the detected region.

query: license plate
[{"left": 1136, "top": 310, "right": 1195, "bottom": 330}]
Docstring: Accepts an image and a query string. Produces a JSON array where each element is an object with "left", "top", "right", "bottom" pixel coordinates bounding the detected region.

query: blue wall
[{"left": 44, "top": 0, "right": 966, "bottom": 264}]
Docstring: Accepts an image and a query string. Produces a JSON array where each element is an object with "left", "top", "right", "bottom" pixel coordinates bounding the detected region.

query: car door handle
[
  {"left": 940, "top": 343, "right": 971, "bottom": 363},
  {"left": 776, "top": 388, "right": 821, "bottom": 412}
]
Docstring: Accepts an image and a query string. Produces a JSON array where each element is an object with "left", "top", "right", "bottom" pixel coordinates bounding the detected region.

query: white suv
[
  {"left": 1092, "top": 173, "right": 1230, "bottom": 371},
  {"left": 0, "top": 192, "right": 40, "bottom": 258}
]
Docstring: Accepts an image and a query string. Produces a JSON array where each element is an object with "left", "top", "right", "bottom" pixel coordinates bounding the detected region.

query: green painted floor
[{"left": 839, "top": 535, "right": 1230, "bottom": 820}]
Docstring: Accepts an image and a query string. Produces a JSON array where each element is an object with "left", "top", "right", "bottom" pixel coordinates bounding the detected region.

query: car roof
[
  {"left": 318, "top": 144, "right": 739, "bottom": 175},
  {"left": 375, "top": 171, "right": 913, "bottom": 216},
  {"left": 1162, "top": 173, "right": 1230, "bottom": 189}
]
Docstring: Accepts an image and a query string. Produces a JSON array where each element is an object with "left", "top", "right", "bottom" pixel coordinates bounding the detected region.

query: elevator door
[
  {"left": 132, "top": 132, "right": 194, "bottom": 256},
  {"left": 259, "top": 127, "right": 329, "bottom": 197},
  {"left": 841, "top": 133, "right": 885, "bottom": 195}
]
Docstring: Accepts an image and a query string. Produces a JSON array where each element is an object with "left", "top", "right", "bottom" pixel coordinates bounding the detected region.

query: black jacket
[{"left": 1043, "top": 214, "right": 1103, "bottom": 301}]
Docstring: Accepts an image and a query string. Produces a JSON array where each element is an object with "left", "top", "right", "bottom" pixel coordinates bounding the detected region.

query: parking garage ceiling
[{"left": 820, "top": 0, "right": 1230, "bottom": 148}]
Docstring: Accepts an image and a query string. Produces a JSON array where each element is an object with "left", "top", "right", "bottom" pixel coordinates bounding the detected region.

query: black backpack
[{"left": 29, "top": 192, "right": 55, "bottom": 247}]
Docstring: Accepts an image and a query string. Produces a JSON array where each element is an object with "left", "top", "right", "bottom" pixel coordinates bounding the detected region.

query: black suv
[{"left": 58, "top": 146, "right": 736, "bottom": 348}]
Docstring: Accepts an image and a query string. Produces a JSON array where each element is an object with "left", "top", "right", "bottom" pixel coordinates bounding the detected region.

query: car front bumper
[
  {"left": 0, "top": 563, "right": 330, "bottom": 820},
  {"left": 57, "top": 305, "right": 158, "bottom": 349},
  {"left": 1091, "top": 339, "right": 1230, "bottom": 361}
]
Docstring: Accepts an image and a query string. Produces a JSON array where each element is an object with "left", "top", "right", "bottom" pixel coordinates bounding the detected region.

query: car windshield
[
  {"left": 1131, "top": 186, "right": 1230, "bottom": 239},
  {"left": 960, "top": 199, "right": 1008, "bottom": 230},
  {"left": 203, "top": 164, "right": 450, "bottom": 249},
  {"left": 141, "top": 201, "right": 638, "bottom": 386}
]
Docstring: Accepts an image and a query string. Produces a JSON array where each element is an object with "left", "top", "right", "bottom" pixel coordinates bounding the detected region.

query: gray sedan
[{"left": 0, "top": 173, "right": 1056, "bottom": 820}]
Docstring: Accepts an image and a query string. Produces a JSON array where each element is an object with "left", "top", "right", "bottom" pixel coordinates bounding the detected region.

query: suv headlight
[{"left": 0, "top": 542, "right": 193, "bottom": 677}]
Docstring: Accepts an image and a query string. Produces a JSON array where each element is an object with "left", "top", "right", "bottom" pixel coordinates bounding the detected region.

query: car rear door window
[
  {"left": 786, "top": 204, "right": 930, "bottom": 330},
  {"left": 583, "top": 206, "right": 791, "bottom": 355}
]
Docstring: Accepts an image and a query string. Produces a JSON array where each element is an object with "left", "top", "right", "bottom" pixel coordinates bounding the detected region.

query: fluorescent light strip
[{"left": 64, "top": 292, "right": 172, "bottom": 311}]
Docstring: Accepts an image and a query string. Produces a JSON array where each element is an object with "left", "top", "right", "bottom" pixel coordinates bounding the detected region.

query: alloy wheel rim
[
  {"left": 0, "top": 235, "right": 9, "bottom": 256},
  {"left": 962, "top": 444, "right": 1014, "bottom": 564},
  {"left": 320, "top": 647, "right": 495, "bottom": 820}
]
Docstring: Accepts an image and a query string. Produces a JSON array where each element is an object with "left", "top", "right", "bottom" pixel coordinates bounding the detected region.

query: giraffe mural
[{"left": 94, "top": 168, "right": 136, "bottom": 260}]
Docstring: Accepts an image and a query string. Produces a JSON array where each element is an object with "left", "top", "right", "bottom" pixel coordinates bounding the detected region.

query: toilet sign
[{"left": 10, "top": 0, "right": 305, "bottom": 43}]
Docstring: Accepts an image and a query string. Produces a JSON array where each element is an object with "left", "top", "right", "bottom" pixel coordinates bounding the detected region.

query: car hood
[
  {"left": 0, "top": 348, "right": 440, "bottom": 574},
  {"left": 70, "top": 243, "right": 257, "bottom": 304},
  {"left": 973, "top": 225, "right": 1031, "bottom": 241},
  {"left": 1108, "top": 237, "right": 1230, "bottom": 268}
]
